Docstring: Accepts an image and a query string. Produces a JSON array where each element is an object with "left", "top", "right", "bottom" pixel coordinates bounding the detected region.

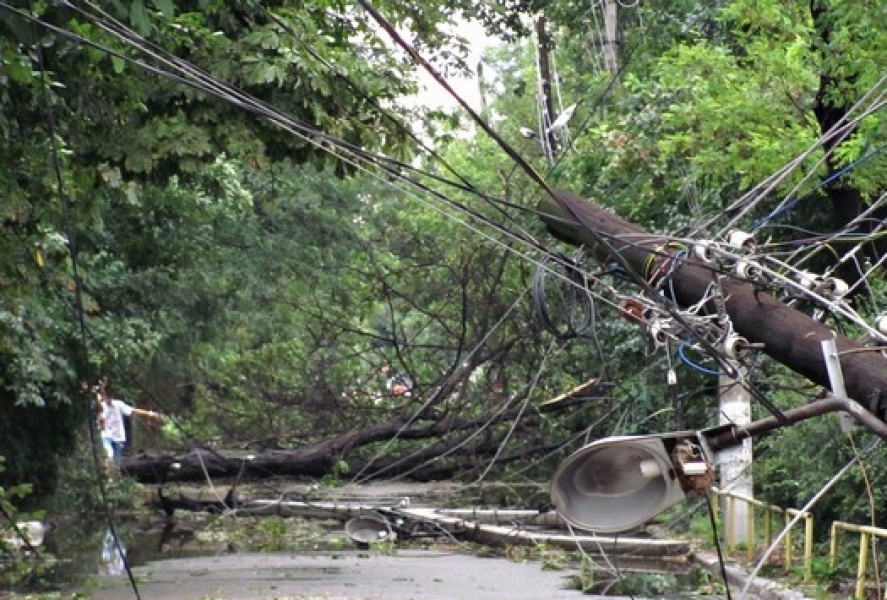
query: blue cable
[
  {"left": 751, "top": 144, "right": 887, "bottom": 232},
  {"left": 677, "top": 340, "right": 724, "bottom": 376}
]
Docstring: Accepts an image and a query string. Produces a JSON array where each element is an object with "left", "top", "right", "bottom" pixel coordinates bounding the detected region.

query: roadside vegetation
[{"left": 2, "top": 1, "right": 887, "bottom": 596}]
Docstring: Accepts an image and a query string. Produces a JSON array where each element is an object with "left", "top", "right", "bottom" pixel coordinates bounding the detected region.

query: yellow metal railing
[
  {"left": 706, "top": 491, "right": 887, "bottom": 595},
  {"left": 711, "top": 487, "right": 813, "bottom": 582},
  {"left": 830, "top": 521, "right": 887, "bottom": 599}
]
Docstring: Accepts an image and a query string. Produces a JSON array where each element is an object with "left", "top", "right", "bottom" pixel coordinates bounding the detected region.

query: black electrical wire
[
  {"left": 31, "top": 15, "right": 143, "bottom": 599},
  {"left": 19, "top": 0, "right": 576, "bottom": 268},
  {"left": 9, "top": 12, "right": 801, "bottom": 598},
  {"left": 354, "top": 0, "right": 792, "bottom": 424},
  {"left": 531, "top": 251, "right": 597, "bottom": 339},
  {"left": 0, "top": 500, "right": 42, "bottom": 557},
  {"left": 705, "top": 492, "right": 734, "bottom": 600},
  {"left": 609, "top": 532, "right": 636, "bottom": 600}
]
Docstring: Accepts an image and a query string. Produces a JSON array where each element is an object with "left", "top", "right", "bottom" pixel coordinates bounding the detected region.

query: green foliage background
[{"left": 0, "top": 0, "right": 886, "bottom": 538}]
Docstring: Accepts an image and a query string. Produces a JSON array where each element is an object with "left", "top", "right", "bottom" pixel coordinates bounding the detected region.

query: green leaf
[
  {"left": 129, "top": 0, "right": 152, "bottom": 36},
  {"left": 151, "top": 0, "right": 175, "bottom": 18},
  {"left": 6, "top": 58, "right": 32, "bottom": 84},
  {"left": 111, "top": 55, "right": 126, "bottom": 74}
]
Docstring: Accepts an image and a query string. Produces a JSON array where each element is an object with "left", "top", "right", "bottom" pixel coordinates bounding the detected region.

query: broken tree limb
[
  {"left": 538, "top": 376, "right": 602, "bottom": 410},
  {"left": 141, "top": 490, "right": 690, "bottom": 557},
  {"left": 398, "top": 507, "right": 689, "bottom": 556},
  {"left": 537, "top": 189, "right": 887, "bottom": 415}
]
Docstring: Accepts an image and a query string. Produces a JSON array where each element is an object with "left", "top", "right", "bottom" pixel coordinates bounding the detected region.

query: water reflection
[
  {"left": 24, "top": 516, "right": 203, "bottom": 592},
  {"left": 101, "top": 528, "right": 127, "bottom": 577}
]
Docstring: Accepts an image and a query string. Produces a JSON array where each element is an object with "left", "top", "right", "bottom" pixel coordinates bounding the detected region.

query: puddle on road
[{"left": 2, "top": 513, "right": 349, "bottom": 594}]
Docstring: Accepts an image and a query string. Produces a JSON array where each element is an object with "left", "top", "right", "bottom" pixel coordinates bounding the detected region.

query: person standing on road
[{"left": 96, "top": 386, "right": 163, "bottom": 467}]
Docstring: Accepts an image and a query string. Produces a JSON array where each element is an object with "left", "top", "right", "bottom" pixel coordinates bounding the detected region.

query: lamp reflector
[{"left": 551, "top": 436, "right": 687, "bottom": 533}]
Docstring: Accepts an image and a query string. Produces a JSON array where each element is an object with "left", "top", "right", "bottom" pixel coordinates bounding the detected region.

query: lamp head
[{"left": 550, "top": 432, "right": 712, "bottom": 533}]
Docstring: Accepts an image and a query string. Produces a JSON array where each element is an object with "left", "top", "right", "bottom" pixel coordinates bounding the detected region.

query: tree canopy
[{"left": 1, "top": 0, "right": 887, "bottom": 530}]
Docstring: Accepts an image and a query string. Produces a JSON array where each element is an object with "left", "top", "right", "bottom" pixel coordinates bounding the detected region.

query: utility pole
[
  {"left": 535, "top": 17, "right": 557, "bottom": 161},
  {"left": 537, "top": 189, "right": 887, "bottom": 414},
  {"left": 718, "top": 365, "right": 752, "bottom": 545},
  {"left": 602, "top": 0, "right": 619, "bottom": 76},
  {"left": 538, "top": 187, "right": 887, "bottom": 535},
  {"left": 476, "top": 60, "right": 488, "bottom": 117}
]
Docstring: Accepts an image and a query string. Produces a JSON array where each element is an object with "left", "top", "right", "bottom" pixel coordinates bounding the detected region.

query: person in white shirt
[{"left": 96, "top": 387, "right": 162, "bottom": 467}]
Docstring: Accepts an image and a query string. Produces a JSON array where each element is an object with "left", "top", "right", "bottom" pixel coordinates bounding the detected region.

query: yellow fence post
[
  {"left": 829, "top": 522, "right": 887, "bottom": 598},
  {"left": 727, "top": 495, "right": 736, "bottom": 551},
  {"left": 856, "top": 531, "right": 870, "bottom": 599},
  {"left": 831, "top": 522, "right": 840, "bottom": 569},
  {"left": 804, "top": 513, "right": 813, "bottom": 583},
  {"left": 708, "top": 498, "right": 887, "bottom": 591},
  {"left": 712, "top": 487, "right": 814, "bottom": 579},
  {"left": 747, "top": 502, "right": 756, "bottom": 561},
  {"left": 785, "top": 512, "right": 794, "bottom": 567},
  {"left": 764, "top": 510, "right": 772, "bottom": 553}
]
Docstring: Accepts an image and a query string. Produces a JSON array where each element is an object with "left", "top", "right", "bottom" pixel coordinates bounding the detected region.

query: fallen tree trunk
[
  {"left": 122, "top": 403, "right": 558, "bottom": 483},
  {"left": 122, "top": 447, "right": 333, "bottom": 483}
]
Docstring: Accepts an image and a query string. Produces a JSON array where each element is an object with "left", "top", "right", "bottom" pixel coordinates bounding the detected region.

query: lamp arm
[{"left": 705, "top": 396, "right": 887, "bottom": 452}]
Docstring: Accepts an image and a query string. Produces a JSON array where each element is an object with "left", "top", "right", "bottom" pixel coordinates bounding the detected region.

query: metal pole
[
  {"left": 822, "top": 337, "right": 855, "bottom": 432},
  {"left": 706, "top": 397, "right": 887, "bottom": 450}
]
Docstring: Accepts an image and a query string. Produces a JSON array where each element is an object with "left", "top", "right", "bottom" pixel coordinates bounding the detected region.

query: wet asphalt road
[{"left": 84, "top": 549, "right": 616, "bottom": 600}]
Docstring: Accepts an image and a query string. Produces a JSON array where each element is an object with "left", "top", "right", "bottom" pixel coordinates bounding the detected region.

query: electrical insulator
[
  {"left": 734, "top": 259, "right": 762, "bottom": 281},
  {"left": 648, "top": 319, "right": 669, "bottom": 347},
  {"left": 796, "top": 271, "right": 818, "bottom": 290},
  {"left": 727, "top": 229, "right": 756, "bottom": 252},
  {"left": 723, "top": 332, "right": 748, "bottom": 360},
  {"left": 693, "top": 240, "right": 716, "bottom": 264},
  {"left": 822, "top": 277, "right": 849, "bottom": 299}
]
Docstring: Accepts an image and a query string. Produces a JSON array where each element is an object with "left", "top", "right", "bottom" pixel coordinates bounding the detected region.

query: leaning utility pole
[
  {"left": 537, "top": 189, "right": 887, "bottom": 415},
  {"left": 535, "top": 17, "right": 557, "bottom": 161},
  {"left": 602, "top": 0, "right": 619, "bottom": 75}
]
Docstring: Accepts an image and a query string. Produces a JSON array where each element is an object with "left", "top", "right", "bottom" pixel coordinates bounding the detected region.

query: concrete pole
[
  {"left": 603, "top": 0, "right": 619, "bottom": 75},
  {"left": 718, "top": 365, "right": 753, "bottom": 545},
  {"left": 535, "top": 17, "right": 557, "bottom": 160}
]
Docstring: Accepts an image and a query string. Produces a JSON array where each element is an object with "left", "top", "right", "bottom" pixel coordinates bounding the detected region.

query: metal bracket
[{"left": 821, "top": 338, "right": 854, "bottom": 433}]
